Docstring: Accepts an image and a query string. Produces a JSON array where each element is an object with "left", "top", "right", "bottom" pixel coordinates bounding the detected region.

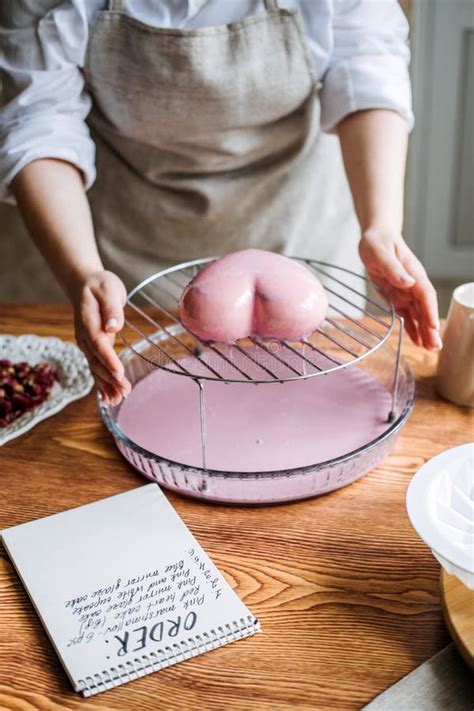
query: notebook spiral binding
[{"left": 76, "top": 615, "right": 259, "bottom": 697}]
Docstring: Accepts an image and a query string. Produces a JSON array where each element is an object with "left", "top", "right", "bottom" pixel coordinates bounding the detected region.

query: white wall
[{"left": 406, "top": 0, "right": 474, "bottom": 281}]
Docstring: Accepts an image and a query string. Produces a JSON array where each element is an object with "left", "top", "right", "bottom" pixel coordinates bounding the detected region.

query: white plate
[
  {"left": 406, "top": 443, "right": 474, "bottom": 587},
  {"left": 0, "top": 334, "right": 93, "bottom": 446}
]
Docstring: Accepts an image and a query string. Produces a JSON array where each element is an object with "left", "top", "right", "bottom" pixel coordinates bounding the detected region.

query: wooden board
[
  {"left": 441, "top": 570, "right": 474, "bottom": 670},
  {"left": 0, "top": 303, "right": 473, "bottom": 710}
]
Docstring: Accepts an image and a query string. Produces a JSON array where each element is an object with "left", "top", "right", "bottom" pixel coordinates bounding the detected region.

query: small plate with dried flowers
[{"left": 0, "top": 334, "right": 93, "bottom": 446}]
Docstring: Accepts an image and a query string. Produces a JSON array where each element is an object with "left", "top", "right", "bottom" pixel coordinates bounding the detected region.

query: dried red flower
[{"left": 0, "top": 360, "right": 59, "bottom": 428}]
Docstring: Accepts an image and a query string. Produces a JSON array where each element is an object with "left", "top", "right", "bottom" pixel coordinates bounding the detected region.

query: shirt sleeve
[
  {"left": 0, "top": 1, "right": 95, "bottom": 204},
  {"left": 319, "top": 0, "right": 414, "bottom": 133}
]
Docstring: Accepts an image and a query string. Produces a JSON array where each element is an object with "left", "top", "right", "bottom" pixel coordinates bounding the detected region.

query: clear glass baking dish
[{"left": 99, "top": 325, "right": 415, "bottom": 505}]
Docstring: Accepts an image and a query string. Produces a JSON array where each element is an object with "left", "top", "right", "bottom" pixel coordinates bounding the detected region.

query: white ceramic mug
[{"left": 437, "top": 283, "right": 474, "bottom": 407}]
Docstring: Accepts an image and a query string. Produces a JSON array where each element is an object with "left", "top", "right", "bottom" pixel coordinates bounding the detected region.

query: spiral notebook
[{"left": 1, "top": 484, "right": 260, "bottom": 697}]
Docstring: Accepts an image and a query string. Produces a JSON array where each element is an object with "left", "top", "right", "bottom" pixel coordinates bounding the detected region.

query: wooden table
[
  {"left": 0, "top": 303, "right": 472, "bottom": 710},
  {"left": 441, "top": 571, "right": 474, "bottom": 671}
]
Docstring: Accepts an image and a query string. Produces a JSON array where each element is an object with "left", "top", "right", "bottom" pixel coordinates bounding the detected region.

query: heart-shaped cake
[{"left": 179, "top": 249, "right": 328, "bottom": 342}]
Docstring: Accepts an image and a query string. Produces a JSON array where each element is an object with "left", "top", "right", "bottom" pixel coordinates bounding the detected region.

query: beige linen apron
[{"left": 84, "top": 0, "right": 362, "bottom": 291}]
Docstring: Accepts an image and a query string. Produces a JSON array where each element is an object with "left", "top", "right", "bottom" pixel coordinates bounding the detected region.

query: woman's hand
[
  {"left": 359, "top": 230, "right": 442, "bottom": 350},
  {"left": 11, "top": 160, "right": 132, "bottom": 401},
  {"left": 337, "top": 111, "right": 441, "bottom": 349},
  {"left": 72, "top": 270, "right": 132, "bottom": 404}
]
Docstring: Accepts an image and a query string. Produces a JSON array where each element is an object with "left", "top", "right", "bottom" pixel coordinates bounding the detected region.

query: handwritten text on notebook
[{"left": 64, "top": 547, "right": 224, "bottom": 658}]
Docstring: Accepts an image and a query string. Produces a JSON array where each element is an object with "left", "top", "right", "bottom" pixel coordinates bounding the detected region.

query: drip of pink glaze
[
  {"left": 179, "top": 249, "right": 328, "bottom": 342},
  {"left": 118, "top": 346, "right": 391, "bottom": 473}
]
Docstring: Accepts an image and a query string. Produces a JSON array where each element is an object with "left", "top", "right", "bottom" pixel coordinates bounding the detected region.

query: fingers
[
  {"left": 96, "top": 377, "right": 122, "bottom": 407},
  {"left": 81, "top": 296, "right": 124, "bottom": 377},
  {"left": 91, "top": 328, "right": 125, "bottom": 381},
  {"left": 361, "top": 235, "right": 442, "bottom": 351},
  {"left": 398, "top": 308, "right": 422, "bottom": 347},
  {"left": 398, "top": 291, "right": 440, "bottom": 351},
  {"left": 399, "top": 250, "right": 441, "bottom": 349},
  {"left": 89, "top": 272, "right": 127, "bottom": 334},
  {"left": 100, "top": 382, "right": 125, "bottom": 406},
  {"left": 416, "top": 302, "right": 442, "bottom": 351},
  {"left": 75, "top": 273, "right": 131, "bottom": 403},
  {"left": 412, "top": 279, "right": 440, "bottom": 337},
  {"left": 82, "top": 342, "right": 120, "bottom": 386},
  {"left": 80, "top": 340, "right": 130, "bottom": 405},
  {"left": 77, "top": 339, "right": 123, "bottom": 405},
  {"left": 400, "top": 249, "right": 440, "bottom": 331}
]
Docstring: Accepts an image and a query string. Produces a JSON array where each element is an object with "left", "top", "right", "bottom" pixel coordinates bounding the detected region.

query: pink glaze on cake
[
  {"left": 117, "top": 346, "right": 391, "bottom": 473},
  {"left": 179, "top": 249, "right": 328, "bottom": 342}
]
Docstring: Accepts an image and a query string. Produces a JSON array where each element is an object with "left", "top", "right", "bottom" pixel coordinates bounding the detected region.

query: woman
[{"left": 0, "top": 0, "right": 440, "bottom": 405}]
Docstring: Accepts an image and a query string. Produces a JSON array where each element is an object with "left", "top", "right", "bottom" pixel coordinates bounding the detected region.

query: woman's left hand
[{"left": 359, "top": 229, "right": 442, "bottom": 350}]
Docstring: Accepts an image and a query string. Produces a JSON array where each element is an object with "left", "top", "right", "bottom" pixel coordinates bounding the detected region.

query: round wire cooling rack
[
  {"left": 121, "top": 258, "right": 403, "bottom": 388},
  {"left": 122, "top": 257, "right": 401, "bottom": 366},
  {"left": 120, "top": 257, "right": 405, "bottom": 429}
]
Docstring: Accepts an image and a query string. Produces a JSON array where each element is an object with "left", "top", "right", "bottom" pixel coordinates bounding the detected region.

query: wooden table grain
[
  {"left": 0, "top": 303, "right": 472, "bottom": 710},
  {"left": 441, "top": 571, "right": 474, "bottom": 671}
]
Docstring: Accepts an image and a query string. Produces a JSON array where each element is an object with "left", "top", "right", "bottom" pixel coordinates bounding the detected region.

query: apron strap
[{"left": 264, "top": 0, "right": 280, "bottom": 10}]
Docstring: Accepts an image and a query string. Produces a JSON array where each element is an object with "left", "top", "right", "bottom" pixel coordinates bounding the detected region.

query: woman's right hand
[{"left": 72, "top": 270, "right": 131, "bottom": 405}]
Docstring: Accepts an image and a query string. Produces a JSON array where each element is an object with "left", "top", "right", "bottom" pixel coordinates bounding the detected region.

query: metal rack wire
[{"left": 120, "top": 257, "right": 404, "bottom": 468}]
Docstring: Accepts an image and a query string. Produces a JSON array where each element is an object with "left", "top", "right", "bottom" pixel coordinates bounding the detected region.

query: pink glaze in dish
[
  {"left": 117, "top": 346, "right": 392, "bottom": 473},
  {"left": 179, "top": 249, "right": 328, "bottom": 342}
]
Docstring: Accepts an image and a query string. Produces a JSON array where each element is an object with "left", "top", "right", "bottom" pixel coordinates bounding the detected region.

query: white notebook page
[{"left": 1, "top": 484, "right": 259, "bottom": 696}]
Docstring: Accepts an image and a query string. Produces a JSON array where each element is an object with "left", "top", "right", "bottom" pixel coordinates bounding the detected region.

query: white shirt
[{"left": 0, "top": 0, "right": 413, "bottom": 203}]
